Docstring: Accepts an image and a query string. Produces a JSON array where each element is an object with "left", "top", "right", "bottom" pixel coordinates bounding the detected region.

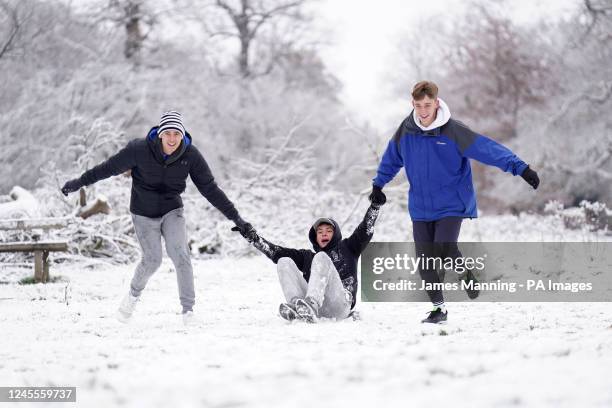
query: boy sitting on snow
[{"left": 233, "top": 193, "right": 386, "bottom": 322}]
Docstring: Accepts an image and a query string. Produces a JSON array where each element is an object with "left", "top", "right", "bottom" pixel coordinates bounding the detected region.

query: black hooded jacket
[
  {"left": 77, "top": 127, "right": 241, "bottom": 220},
  {"left": 252, "top": 205, "right": 381, "bottom": 309}
]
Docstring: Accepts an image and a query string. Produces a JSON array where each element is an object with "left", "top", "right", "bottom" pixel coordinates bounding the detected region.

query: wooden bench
[{"left": 0, "top": 218, "right": 71, "bottom": 283}]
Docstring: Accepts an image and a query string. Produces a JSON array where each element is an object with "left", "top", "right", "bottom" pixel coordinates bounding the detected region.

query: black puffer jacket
[
  {"left": 78, "top": 127, "right": 242, "bottom": 220},
  {"left": 252, "top": 205, "right": 380, "bottom": 309}
]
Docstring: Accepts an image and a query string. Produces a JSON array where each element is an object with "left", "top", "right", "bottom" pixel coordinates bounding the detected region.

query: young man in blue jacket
[
  {"left": 61, "top": 111, "right": 253, "bottom": 325},
  {"left": 369, "top": 81, "right": 540, "bottom": 324}
]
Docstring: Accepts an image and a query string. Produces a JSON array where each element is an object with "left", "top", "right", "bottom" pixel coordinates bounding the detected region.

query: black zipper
[{"left": 159, "top": 161, "right": 167, "bottom": 214}]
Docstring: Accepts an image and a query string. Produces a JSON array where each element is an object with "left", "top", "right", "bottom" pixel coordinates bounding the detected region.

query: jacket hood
[
  {"left": 309, "top": 218, "right": 342, "bottom": 252},
  {"left": 146, "top": 126, "right": 192, "bottom": 164},
  {"left": 408, "top": 97, "right": 452, "bottom": 133}
]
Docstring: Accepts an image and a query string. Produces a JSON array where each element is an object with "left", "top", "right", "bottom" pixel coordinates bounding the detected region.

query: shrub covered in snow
[{"left": 544, "top": 200, "right": 612, "bottom": 233}]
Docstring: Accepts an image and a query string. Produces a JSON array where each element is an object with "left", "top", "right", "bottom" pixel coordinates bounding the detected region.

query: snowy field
[{"left": 2, "top": 250, "right": 612, "bottom": 407}]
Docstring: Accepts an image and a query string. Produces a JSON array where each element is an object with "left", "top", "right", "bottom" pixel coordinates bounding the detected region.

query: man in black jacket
[
  {"left": 61, "top": 111, "right": 253, "bottom": 325},
  {"left": 234, "top": 194, "right": 386, "bottom": 323}
]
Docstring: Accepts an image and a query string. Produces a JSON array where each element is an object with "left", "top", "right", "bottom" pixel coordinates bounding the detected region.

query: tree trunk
[{"left": 124, "top": 2, "right": 143, "bottom": 62}]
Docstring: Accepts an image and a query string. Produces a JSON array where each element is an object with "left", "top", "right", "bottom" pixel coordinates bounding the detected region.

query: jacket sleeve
[
  {"left": 79, "top": 140, "right": 137, "bottom": 186},
  {"left": 372, "top": 123, "right": 405, "bottom": 188},
  {"left": 344, "top": 204, "right": 381, "bottom": 256},
  {"left": 453, "top": 121, "right": 528, "bottom": 176},
  {"left": 252, "top": 235, "right": 309, "bottom": 270},
  {"left": 189, "top": 146, "right": 241, "bottom": 222}
]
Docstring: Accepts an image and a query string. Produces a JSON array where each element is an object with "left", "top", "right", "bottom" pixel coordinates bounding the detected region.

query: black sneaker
[
  {"left": 278, "top": 302, "right": 299, "bottom": 321},
  {"left": 462, "top": 270, "right": 480, "bottom": 299},
  {"left": 421, "top": 308, "right": 448, "bottom": 324},
  {"left": 295, "top": 297, "right": 319, "bottom": 323}
]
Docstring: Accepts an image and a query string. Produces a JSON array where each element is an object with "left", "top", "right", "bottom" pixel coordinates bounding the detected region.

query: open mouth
[{"left": 321, "top": 239, "right": 330, "bottom": 245}]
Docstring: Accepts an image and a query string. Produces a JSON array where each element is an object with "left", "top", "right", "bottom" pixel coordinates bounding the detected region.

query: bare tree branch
[
  {"left": 0, "top": 0, "right": 37, "bottom": 60},
  {"left": 206, "top": 0, "right": 309, "bottom": 77}
]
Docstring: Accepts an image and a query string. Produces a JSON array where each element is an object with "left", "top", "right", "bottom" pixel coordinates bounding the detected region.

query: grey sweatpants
[
  {"left": 277, "top": 252, "right": 352, "bottom": 319},
  {"left": 130, "top": 207, "right": 194, "bottom": 312}
]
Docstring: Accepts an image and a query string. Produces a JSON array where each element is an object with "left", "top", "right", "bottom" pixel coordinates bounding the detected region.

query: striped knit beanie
[{"left": 157, "top": 110, "right": 185, "bottom": 138}]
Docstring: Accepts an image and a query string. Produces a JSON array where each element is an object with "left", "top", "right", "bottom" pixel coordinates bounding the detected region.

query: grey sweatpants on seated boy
[
  {"left": 130, "top": 207, "right": 194, "bottom": 312},
  {"left": 277, "top": 252, "right": 352, "bottom": 319}
]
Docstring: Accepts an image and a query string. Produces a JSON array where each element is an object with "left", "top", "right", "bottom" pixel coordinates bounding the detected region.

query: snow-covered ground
[{"left": 1, "top": 253, "right": 611, "bottom": 408}]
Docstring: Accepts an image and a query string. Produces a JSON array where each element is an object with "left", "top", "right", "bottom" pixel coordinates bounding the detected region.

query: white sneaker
[
  {"left": 117, "top": 292, "right": 139, "bottom": 323},
  {"left": 182, "top": 311, "right": 198, "bottom": 326}
]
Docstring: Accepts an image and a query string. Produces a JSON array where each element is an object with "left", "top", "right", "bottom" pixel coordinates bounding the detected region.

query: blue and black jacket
[{"left": 373, "top": 112, "right": 528, "bottom": 221}]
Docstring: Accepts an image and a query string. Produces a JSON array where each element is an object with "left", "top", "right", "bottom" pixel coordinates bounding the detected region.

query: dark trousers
[{"left": 412, "top": 217, "right": 463, "bottom": 306}]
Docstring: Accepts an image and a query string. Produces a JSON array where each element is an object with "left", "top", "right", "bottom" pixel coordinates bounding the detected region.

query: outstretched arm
[
  {"left": 234, "top": 227, "right": 309, "bottom": 270},
  {"left": 344, "top": 203, "right": 382, "bottom": 256},
  {"left": 189, "top": 146, "right": 245, "bottom": 224},
  {"left": 254, "top": 236, "right": 308, "bottom": 269},
  {"left": 372, "top": 123, "right": 405, "bottom": 189},
  {"left": 453, "top": 121, "right": 527, "bottom": 175},
  {"left": 62, "top": 140, "right": 137, "bottom": 195},
  {"left": 452, "top": 120, "right": 540, "bottom": 189}
]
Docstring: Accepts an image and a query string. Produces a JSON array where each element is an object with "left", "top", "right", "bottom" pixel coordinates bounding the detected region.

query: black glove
[
  {"left": 368, "top": 185, "right": 387, "bottom": 207},
  {"left": 231, "top": 222, "right": 258, "bottom": 243},
  {"left": 61, "top": 179, "right": 82, "bottom": 196},
  {"left": 520, "top": 166, "right": 540, "bottom": 190}
]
